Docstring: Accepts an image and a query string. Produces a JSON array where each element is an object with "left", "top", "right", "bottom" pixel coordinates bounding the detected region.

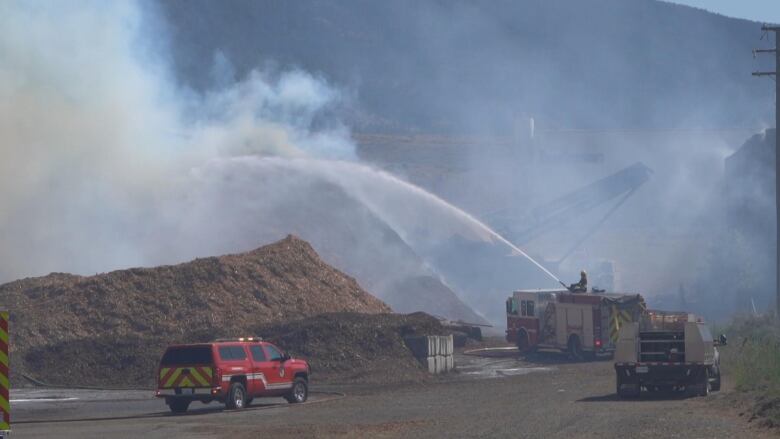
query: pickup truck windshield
[{"left": 161, "top": 346, "right": 213, "bottom": 365}]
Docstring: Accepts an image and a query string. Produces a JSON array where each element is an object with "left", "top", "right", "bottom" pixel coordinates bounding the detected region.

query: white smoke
[{"left": 0, "top": 1, "right": 356, "bottom": 280}]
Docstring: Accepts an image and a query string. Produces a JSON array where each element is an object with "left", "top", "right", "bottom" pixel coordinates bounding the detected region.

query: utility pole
[{"left": 752, "top": 25, "right": 780, "bottom": 317}]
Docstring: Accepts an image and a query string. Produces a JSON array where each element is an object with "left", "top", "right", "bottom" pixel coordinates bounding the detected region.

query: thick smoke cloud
[{"left": 0, "top": 1, "right": 356, "bottom": 280}]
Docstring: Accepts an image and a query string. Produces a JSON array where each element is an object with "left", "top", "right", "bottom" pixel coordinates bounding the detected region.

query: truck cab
[
  {"left": 156, "top": 338, "right": 310, "bottom": 413},
  {"left": 506, "top": 290, "right": 556, "bottom": 351}
]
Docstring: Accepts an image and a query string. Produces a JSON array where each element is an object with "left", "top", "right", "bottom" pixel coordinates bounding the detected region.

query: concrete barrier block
[
  {"left": 406, "top": 335, "right": 456, "bottom": 374},
  {"left": 444, "top": 335, "right": 453, "bottom": 355},
  {"left": 426, "top": 356, "right": 437, "bottom": 374}
]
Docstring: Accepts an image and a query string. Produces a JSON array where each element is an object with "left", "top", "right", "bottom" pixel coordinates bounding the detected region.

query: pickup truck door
[
  {"left": 263, "top": 344, "right": 293, "bottom": 391},
  {"left": 248, "top": 345, "right": 272, "bottom": 395}
]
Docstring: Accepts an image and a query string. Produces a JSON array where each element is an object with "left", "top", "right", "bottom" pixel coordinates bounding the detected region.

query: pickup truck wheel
[
  {"left": 168, "top": 399, "right": 190, "bottom": 414},
  {"left": 285, "top": 377, "right": 308, "bottom": 404},
  {"left": 226, "top": 382, "right": 247, "bottom": 410}
]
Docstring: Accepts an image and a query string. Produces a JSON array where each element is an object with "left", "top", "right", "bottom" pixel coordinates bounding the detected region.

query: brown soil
[{"left": 0, "top": 235, "right": 391, "bottom": 387}]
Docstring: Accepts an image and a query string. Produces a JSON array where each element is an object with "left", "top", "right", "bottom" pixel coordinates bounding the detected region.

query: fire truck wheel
[
  {"left": 516, "top": 329, "right": 531, "bottom": 353},
  {"left": 168, "top": 399, "right": 190, "bottom": 413},
  {"left": 686, "top": 369, "right": 711, "bottom": 397},
  {"left": 285, "top": 377, "right": 308, "bottom": 403},
  {"left": 699, "top": 369, "right": 711, "bottom": 396},
  {"left": 567, "top": 335, "right": 583, "bottom": 361},
  {"left": 226, "top": 382, "right": 247, "bottom": 409},
  {"left": 616, "top": 377, "right": 640, "bottom": 398},
  {"left": 711, "top": 366, "right": 721, "bottom": 392}
]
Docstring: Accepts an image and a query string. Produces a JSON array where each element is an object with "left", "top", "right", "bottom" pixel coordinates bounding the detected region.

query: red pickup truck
[{"left": 155, "top": 338, "right": 310, "bottom": 413}]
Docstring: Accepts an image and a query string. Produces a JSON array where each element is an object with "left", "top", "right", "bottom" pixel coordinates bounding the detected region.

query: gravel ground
[{"left": 14, "top": 351, "right": 777, "bottom": 439}]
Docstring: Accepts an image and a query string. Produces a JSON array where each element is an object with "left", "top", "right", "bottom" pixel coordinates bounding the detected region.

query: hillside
[
  {"left": 158, "top": 0, "right": 772, "bottom": 133},
  {"left": 0, "top": 235, "right": 391, "bottom": 386}
]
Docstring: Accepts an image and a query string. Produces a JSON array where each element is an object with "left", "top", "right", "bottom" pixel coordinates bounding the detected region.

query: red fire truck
[{"left": 505, "top": 289, "right": 645, "bottom": 359}]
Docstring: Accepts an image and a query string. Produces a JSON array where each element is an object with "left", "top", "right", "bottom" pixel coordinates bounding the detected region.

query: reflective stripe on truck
[{"left": 159, "top": 367, "right": 213, "bottom": 388}]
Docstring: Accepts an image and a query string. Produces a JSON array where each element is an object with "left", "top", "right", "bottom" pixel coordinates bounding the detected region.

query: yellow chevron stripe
[
  {"left": 0, "top": 422, "right": 8, "bottom": 430},
  {"left": 0, "top": 372, "right": 8, "bottom": 391},
  {"left": 0, "top": 351, "right": 8, "bottom": 368},
  {"left": 160, "top": 367, "right": 213, "bottom": 388},
  {"left": 164, "top": 368, "right": 183, "bottom": 388},
  {"left": 610, "top": 306, "right": 621, "bottom": 342},
  {"left": 0, "top": 328, "right": 7, "bottom": 346},
  {"left": 188, "top": 369, "right": 209, "bottom": 386},
  {"left": 0, "top": 395, "right": 9, "bottom": 414}
]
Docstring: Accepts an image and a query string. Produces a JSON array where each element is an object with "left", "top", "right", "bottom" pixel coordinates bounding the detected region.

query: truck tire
[
  {"left": 284, "top": 377, "right": 308, "bottom": 404},
  {"left": 169, "top": 399, "right": 190, "bottom": 413},
  {"left": 616, "top": 375, "right": 640, "bottom": 399},
  {"left": 226, "top": 382, "right": 247, "bottom": 410},
  {"left": 699, "top": 369, "right": 711, "bottom": 396},
  {"left": 711, "top": 365, "right": 721, "bottom": 392},
  {"left": 568, "top": 335, "right": 583, "bottom": 361},
  {"left": 516, "top": 329, "right": 531, "bottom": 353},
  {"left": 686, "top": 369, "right": 710, "bottom": 397}
]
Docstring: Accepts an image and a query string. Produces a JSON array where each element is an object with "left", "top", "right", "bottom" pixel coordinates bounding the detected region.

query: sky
[{"left": 668, "top": 0, "right": 780, "bottom": 24}]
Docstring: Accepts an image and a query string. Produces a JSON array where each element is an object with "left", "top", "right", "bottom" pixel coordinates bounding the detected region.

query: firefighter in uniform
[{"left": 569, "top": 270, "right": 588, "bottom": 293}]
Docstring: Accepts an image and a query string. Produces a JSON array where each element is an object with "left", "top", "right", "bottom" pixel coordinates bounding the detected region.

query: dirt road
[{"left": 13, "top": 352, "right": 774, "bottom": 438}]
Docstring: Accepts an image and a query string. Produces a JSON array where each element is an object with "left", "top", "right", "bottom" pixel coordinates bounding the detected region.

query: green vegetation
[{"left": 720, "top": 314, "right": 780, "bottom": 427}]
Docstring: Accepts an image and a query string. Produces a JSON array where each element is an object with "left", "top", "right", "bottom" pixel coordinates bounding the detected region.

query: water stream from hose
[{"left": 227, "top": 157, "right": 567, "bottom": 288}]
